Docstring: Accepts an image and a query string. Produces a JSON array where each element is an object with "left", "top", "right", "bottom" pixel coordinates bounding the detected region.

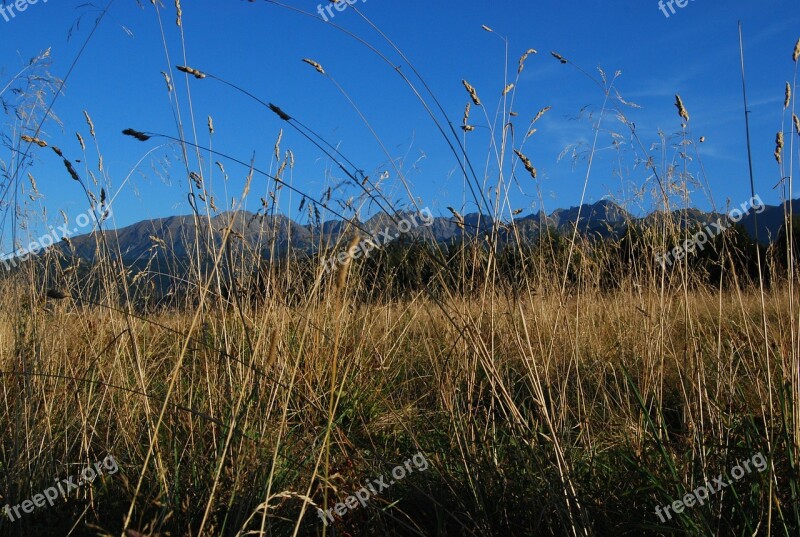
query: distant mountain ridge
[{"left": 57, "top": 199, "right": 799, "bottom": 263}]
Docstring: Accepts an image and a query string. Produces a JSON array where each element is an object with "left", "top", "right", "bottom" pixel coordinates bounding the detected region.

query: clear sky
[{"left": 1, "top": 0, "right": 799, "bottom": 246}]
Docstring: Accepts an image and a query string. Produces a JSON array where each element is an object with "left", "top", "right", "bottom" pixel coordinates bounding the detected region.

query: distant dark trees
[
  {"left": 342, "top": 223, "right": 779, "bottom": 298},
  {"left": 772, "top": 215, "right": 800, "bottom": 277},
  {"left": 20, "top": 220, "right": 793, "bottom": 310}
]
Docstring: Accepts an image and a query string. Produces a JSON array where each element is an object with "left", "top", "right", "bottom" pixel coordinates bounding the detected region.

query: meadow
[{"left": 1, "top": 3, "right": 799, "bottom": 536}]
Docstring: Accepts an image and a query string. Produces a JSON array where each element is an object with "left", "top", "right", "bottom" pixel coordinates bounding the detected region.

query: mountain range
[{"left": 57, "top": 199, "right": 800, "bottom": 263}]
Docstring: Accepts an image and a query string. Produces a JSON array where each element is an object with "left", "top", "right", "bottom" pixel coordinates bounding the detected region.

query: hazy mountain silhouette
[{"left": 54, "top": 199, "right": 797, "bottom": 262}]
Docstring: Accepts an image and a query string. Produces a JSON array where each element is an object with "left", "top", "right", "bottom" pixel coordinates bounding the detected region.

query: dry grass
[
  {"left": 0, "top": 6, "right": 798, "bottom": 537},
  {"left": 0, "top": 280, "right": 796, "bottom": 536}
]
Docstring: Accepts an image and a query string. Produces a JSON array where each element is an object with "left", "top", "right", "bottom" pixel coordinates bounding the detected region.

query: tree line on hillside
[{"left": 5, "top": 216, "right": 798, "bottom": 311}]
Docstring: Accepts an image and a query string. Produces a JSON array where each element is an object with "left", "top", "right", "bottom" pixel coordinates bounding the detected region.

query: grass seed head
[
  {"left": 532, "top": 106, "right": 552, "bottom": 124},
  {"left": 176, "top": 65, "right": 206, "bottom": 79},
  {"left": 161, "top": 71, "right": 173, "bottom": 93},
  {"left": 514, "top": 149, "right": 537, "bottom": 179},
  {"left": 63, "top": 159, "right": 81, "bottom": 182},
  {"left": 302, "top": 59, "right": 326, "bottom": 74},
  {"left": 21, "top": 135, "right": 47, "bottom": 147},
  {"left": 274, "top": 129, "right": 282, "bottom": 161},
  {"left": 518, "top": 48, "right": 537, "bottom": 74},
  {"left": 674, "top": 94, "right": 690, "bottom": 122},
  {"left": 28, "top": 173, "right": 38, "bottom": 195},
  {"left": 462, "top": 80, "right": 482, "bottom": 106},
  {"left": 447, "top": 207, "right": 465, "bottom": 230},
  {"left": 268, "top": 103, "right": 292, "bottom": 121},
  {"left": 83, "top": 111, "right": 96, "bottom": 138},
  {"left": 785, "top": 82, "right": 791, "bottom": 109},
  {"left": 122, "top": 128, "right": 151, "bottom": 142}
]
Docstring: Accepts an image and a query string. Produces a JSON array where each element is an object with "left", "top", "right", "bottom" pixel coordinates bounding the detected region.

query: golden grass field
[{"left": 1, "top": 256, "right": 799, "bottom": 535}]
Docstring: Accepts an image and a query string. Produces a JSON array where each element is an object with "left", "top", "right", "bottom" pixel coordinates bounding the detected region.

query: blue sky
[{"left": 1, "top": 0, "right": 799, "bottom": 245}]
